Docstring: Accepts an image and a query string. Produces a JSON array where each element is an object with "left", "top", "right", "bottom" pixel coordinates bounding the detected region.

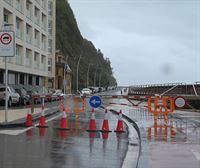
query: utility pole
[
  {"left": 76, "top": 54, "right": 82, "bottom": 93},
  {"left": 94, "top": 65, "right": 98, "bottom": 87},
  {"left": 87, "top": 63, "right": 93, "bottom": 88}
]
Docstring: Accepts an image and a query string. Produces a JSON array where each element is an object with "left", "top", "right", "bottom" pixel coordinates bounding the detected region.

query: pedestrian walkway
[{"left": 107, "top": 98, "right": 200, "bottom": 168}]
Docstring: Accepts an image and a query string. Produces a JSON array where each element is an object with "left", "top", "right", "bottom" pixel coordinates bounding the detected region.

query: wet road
[{"left": 0, "top": 100, "right": 135, "bottom": 168}]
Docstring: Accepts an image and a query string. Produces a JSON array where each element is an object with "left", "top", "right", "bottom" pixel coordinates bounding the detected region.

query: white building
[{"left": 0, "top": 0, "right": 56, "bottom": 90}]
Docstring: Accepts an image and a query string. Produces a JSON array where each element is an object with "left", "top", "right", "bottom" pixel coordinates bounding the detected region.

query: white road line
[
  {"left": 0, "top": 113, "right": 61, "bottom": 136},
  {"left": 191, "top": 150, "right": 200, "bottom": 161}
]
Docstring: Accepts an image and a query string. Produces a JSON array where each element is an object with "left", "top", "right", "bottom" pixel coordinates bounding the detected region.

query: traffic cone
[
  {"left": 37, "top": 105, "right": 48, "bottom": 128},
  {"left": 101, "top": 109, "right": 112, "bottom": 132},
  {"left": 87, "top": 108, "right": 97, "bottom": 132},
  {"left": 25, "top": 107, "right": 33, "bottom": 127},
  {"left": 115, "top": 110, "right": 124, "bottom": 133},
  {"left": 60, "top": 96, "right": 64, "bottom": 112},
  {"left": 57, "top": 110, "right": 69, "bottom": 130}
]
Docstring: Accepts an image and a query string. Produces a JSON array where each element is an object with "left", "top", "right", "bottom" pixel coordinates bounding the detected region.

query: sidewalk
[
  {"left": 0, "top": 103, "right": 59, "bottom": 127},
  {"left": 107, "top": 99, "right": 200, "bottom": 168}
]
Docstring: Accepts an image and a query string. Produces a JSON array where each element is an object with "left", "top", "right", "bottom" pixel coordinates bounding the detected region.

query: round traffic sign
[
  {"left": 89, "top": 96, "right": 102, "bottom": 108},
  {"left": 0, "top": 33, "right": 12, "bottom": 45},
  {"left": 174, "top": 96, "right": 186, "bottom": 108}
]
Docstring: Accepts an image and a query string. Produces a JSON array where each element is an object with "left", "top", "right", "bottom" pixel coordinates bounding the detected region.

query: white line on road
[
  {"left": 0, "top": 113, "right": 61, "bottom": 136},
  {"left": 191, "top": 150, "right": 200, "bottom": 161}
]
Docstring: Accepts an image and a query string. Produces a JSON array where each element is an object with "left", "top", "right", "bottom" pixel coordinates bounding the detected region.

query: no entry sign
[
  {"left": 174, "top": 96, "right": 186, "bottom": 108},
  {"left": 0, "top": 31, "right": 15, "bottom": 57}
]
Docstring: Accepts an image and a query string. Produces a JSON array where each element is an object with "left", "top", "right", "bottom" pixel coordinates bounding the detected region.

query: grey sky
[{"left": 68, "top": 0, "right": 200, "bottom": 86}]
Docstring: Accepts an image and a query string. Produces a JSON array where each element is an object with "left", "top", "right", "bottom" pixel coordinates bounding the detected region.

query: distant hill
[{"left": 56, "top": 0, "right": 117, "bottom": 92}]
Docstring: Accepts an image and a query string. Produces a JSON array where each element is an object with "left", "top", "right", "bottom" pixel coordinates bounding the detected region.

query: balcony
[
  {"left": 16, "top": 2, "right": 23, "bottom": 13},
  {"left": 26, "top": 34, "right": 32, "bottom": 44},
  {"left": 26, "top": 10, "right": 32, "bottom": 20},
  {"left": 42, "top": 22, "right": 46, "bottom": 31},
  {"left": 34, "top": 17, "right": 40, "bottom": 26},
  {"left": 25, "top": 58, "right": 31, "bottom": 67},
  {"left": 34, "top": 61, "right": 39, "bottom": 69},
  {"left": 16, "top": 29, "right": 23, "bottom": 40},
  {"left": 34, "top": 39, "right": 40, "bottom": 48},
  {"left": 41, "top": 43, "right": 46, "bottom": 51},
  {"left": 35, "top": 0, "right": 40, "bottom": 5},
  {"left": 42, "top": 0, "right": 46, "bottom": 10},
  {"left": 16, "top": 55, "right": 22, "bottom": 65},
  {"left": 4, "top": 0, "right": 13, "bottom": 6},
  {"left": 41, "top": 63, "right": 46, "bottom": 71}
]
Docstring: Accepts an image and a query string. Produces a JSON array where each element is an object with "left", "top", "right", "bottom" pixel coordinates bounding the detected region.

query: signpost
[
  {"left": 0, "top": 31, "right": 15, "bottom": 123},
  {"left": 89, "top": 95, "right": 102, "bottom": 108}
]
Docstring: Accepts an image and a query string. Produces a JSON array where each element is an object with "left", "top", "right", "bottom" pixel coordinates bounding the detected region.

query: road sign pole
[{"left": 5, "top": 57, "right": 8, "bottom": 123}]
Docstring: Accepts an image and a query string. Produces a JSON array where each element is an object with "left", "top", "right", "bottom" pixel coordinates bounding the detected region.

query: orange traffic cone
[
  {"left": 115, "top": 110, "right": 124, "bottom": 133},
  {"left": 57, "top": 110, "right": 69, "bottom": 130},
  {"left": 37, "top": 105, "right": 48, "bottom": 128},
  {"left": 101, "top": 109, "right": 112, "bottom": 132},
  {"left": 25, "top": 107, "right": 33, "bottom": 127},
  {"left": 60, "top": 96, "right": 64, "bottom": 112},
  {"left": 87, "top": 108, "right": 97, "bottom": 132}
]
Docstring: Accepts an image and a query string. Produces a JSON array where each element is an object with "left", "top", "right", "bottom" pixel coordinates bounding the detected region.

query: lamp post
[
  {"left": 63, "top": 63, "right": 66, "bottom": 95},
  {"left": 93, "top": 65, "right": 98, "bottom": 87},
  {"left": 98, "top": 70, "right": 102, "bottom": 87},
  {"left": 76, "top": 54, "right": 82, "bottom": 93},
  {"left": 87, "top": 63, "right": 94, "bottom": 88}
]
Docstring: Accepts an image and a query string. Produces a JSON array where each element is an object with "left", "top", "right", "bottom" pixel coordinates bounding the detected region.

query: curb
[{"left": 0, "top": 108, "right": 59, "bottom": 128}]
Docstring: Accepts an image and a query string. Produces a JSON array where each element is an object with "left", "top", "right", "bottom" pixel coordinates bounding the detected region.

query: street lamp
[
  {"left": 87, "top": 62, "right": 94, "bottom": 88},
  {"left": 94, "top": 65, "right": 98, "bottom": 87},
  {"left": 76, "top": 54, "right": 82, "bottom": 93}
]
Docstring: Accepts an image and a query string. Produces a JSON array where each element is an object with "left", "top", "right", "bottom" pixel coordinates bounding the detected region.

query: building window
[
  {"left": 48, "top": 39, "right": 52, "bottom": 53},
  {"left": 36, "top": 76, "right": 39, "bottom": 86},
  {"left": 48, "top": 58, "right": 52, "bottom": 72},
  {"left": 28, "top": 76, "right": 32, "bottom": 85},
  {"left": 0, "top": 71, "right": 4, "bottom": 84},
  {"left": 4, "top": 14, "right": 8, "bottom": 23},
  {"left": 20, "top": 74, "right": 24, "bottom": 84},
  {"left": 8, "top": 73, "right": 16, "bottom": 85}
]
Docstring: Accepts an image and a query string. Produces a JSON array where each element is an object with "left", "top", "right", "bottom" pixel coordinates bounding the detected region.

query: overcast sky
[{"left": 68, "top": 0, "right": 200, "bottom": 86}]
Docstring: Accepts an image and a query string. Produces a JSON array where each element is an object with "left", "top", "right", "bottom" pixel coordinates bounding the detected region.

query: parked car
[
  {"left": 14, "top": 87, "right": 30, "bottom": 105},
  {"left": 81, "top": 88, "right": 92, "bottom": 95},
  {"left": 27, "top": 90, "right": 41, "bottom": 104},
  {"left": 0, "top": 86, "right": 20, "bottom": 107},
  {"left": 52, "top": 89, "right": 63, "bottom": 101}
]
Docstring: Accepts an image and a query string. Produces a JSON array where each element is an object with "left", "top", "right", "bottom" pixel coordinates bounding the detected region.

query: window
[
  {"left": 4, "top": 14, "right": 8, "bottom": 23},
  {"left": 36, "top": 76, "right": 39, "bottom": 86},
  {"left": 28, "top": 76, "right": 32, "bottom": 85},
  {"left": 48, "top": 39, "right": 52, "bottom": 53},
  {"left": 0, "top": 71, "right": 4, "bottom": 84},
  {"left": 20, "top": 74, "right": 24, "bottom": 84}
]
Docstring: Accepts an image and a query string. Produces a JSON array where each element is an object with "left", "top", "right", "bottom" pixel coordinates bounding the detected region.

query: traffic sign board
[
  {"left": 89, "top": 96, "right": 102, "bottom": 108},
  {"left": 174, "top": 96, "right": 186, "bottom": 108},
  {"left": 0, "top": 31, "right": 15, "bottom": 57}
]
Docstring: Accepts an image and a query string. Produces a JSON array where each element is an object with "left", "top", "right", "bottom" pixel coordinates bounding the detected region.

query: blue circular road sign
[{"left": 89, "top": 96, "right": 102, "bottom": 108}]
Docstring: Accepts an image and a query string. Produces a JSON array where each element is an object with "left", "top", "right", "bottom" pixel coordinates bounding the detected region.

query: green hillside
[{"left": 56, "top": 0, "right": 117, "bottom": 92}]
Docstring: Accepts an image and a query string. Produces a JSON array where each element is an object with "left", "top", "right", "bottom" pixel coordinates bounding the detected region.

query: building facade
[
  {"left": 0, "top": 0, "right": 56, "bottom": 91},
  {"left": 55, "top": 50, "right": 72, "bottom": 94}
]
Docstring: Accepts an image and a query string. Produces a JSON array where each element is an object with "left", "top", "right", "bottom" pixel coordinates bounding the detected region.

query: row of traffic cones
[
  {"left": 87, "top": 108, "right": 124, "bottom": 133},
  {"left": 25, "top": 102, "right": 124, "bottom": 133}
]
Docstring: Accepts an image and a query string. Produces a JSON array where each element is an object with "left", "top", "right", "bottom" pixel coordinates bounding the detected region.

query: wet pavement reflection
[
  {"left": 0, "top": 107, "right": 130, "bottom": 168},
  {"left": 107, "top": 98, "right": 200, "bottom": 168}
]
